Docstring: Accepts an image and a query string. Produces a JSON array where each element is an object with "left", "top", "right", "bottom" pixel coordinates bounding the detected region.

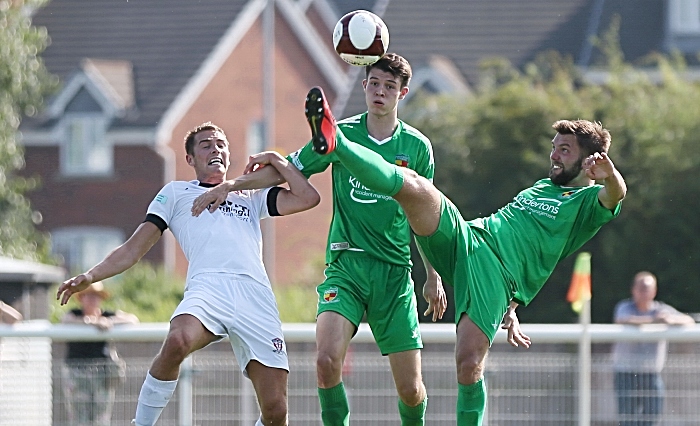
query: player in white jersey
[{"left": 56, "top": 122, "right": 320, "bottom": 426}]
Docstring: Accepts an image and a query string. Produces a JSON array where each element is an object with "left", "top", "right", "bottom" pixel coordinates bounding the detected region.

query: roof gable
[
  {"left": 47, "top": 58, "right": 135, "bottom": 120},
  {"left": 31, "top": 0, "right": 252, "bottom": 127}
]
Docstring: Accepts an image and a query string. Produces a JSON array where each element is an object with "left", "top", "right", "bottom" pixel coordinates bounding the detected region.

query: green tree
[
  {"left": 0, "top": 0, "right": 56, "bottom": 261},
  {"left": 405, "top": 20, "right": 700, "bottom": 323}
]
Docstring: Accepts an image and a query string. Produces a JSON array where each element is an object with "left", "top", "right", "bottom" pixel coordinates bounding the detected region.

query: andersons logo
[{"left": 515, "top": 196, "right": 561, "bottom": 219}]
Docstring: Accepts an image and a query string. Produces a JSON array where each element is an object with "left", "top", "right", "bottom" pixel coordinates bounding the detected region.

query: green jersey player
[
  {"left": 301, "top": 96, "right": 627, "bottom": 426},
  {"left": 192, "top": 53, "right": 447, "bottom": 426}
]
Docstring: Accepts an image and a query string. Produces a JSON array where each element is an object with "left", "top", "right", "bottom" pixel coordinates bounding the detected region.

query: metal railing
[{"left": 1, "top": 321, "right": 699, "bottom": 425}]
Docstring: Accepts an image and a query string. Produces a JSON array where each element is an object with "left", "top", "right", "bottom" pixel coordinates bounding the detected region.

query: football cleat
[{"left": 305, "top": 86, "right": 337, "bottom": 154}]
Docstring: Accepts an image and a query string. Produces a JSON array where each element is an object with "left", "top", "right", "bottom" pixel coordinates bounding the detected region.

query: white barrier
[
  {"left": 2, "top": 320, "right": 698, "bottom": 343},
  {"left": 1, "top": 321, "right": 698, "bottom": 425}
]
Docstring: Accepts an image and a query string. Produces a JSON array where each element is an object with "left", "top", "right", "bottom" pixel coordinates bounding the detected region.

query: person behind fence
[
  {"left": 0, "top": 299, "right": 23, "bottom": 324},
  {"left": 56, "top": 122, "right": 320, "bottom": 426},
  {"left": 612, "top": 271, "right": 695, "bottom": 426},
  {"left": 61, "top": 281, "right": 139, "bottom": 426}
]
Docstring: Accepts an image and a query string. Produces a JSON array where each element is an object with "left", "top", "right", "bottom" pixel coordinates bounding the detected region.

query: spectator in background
[
  {"left": 612, "top": 271, "right": 695, "bottom": 426},
  {"left": 0, "top": 300, "right": 23, "bottom": 324},
  {"left": 61, "top": 281, "right": 139, "bottom": 426}
]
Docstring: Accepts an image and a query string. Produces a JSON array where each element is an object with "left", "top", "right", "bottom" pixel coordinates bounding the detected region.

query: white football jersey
[{"left": 147, "top": 181, "right": 272, "bottom": 286}]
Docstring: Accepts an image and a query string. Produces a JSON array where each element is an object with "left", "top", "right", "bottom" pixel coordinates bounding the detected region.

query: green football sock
[
  {"left": 398, "top": 397, "right": 427, "bottom": 425},
  {"left": 318, "top": 382, "right": 350, "bottom": 426},
  {"left": 457, "top": 379, "right": 486, "bottom": 425},
  {"left": 332, "top": 130, "right": 405, "bottom": 196}
]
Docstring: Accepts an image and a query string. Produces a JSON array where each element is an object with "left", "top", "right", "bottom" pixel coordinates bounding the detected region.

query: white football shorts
[{"left": 171, "top": 273, "right": 288, "bottom": 377}]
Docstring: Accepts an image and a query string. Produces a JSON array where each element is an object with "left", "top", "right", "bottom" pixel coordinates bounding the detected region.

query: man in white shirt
[{"left": 57, "top": 122, "right": 320, "bottom": 426}]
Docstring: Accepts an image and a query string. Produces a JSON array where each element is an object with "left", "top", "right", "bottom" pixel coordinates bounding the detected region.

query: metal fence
[{"left": 1, "top": 322, "right": 700, "bottom": 425}]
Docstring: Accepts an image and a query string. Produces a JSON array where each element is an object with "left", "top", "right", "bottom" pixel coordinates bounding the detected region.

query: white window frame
[
  {"left": 60, "top": 113, "right": 112, "bottom": 176},
  {"left": 246, "top": 120, "right": 265, "bottom": 158},
  {"left": 670, "top": 0, "right": 700, "bottom": 34},
  {"left": 51, "top": 227, "right": 124, "bottom": 274}
]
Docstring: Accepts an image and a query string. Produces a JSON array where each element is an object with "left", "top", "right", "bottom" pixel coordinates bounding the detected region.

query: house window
[
  {"left": 61, "top": 114, "right": 112, "bottom": 176},
  {"left": 51, "top": 227, "right": 124, "bottom": 274},
  {"left": 670, "top": 0, "right": 700, "bottom": 34}
]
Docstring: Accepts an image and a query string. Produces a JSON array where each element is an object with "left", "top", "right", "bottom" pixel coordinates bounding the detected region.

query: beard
[{"left": 549, "top": 160, "right": 583, "bottom": 186}]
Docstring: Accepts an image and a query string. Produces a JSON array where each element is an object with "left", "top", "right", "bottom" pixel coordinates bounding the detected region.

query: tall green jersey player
[{"left": 296, "top": 54, "right": 446, "bottom": 426}]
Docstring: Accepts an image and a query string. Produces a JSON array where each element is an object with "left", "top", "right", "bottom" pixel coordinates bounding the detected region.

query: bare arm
[
  {"left": 56, "top": 222, "right": 162, "bottom": 305},
  {"left": 191, "top": 153, "right": 290, "bottom": 216},
  {"left": 0, "top": 301, "right": 23, "bottom": 324},
  {"left": 583, "top": 152, "right": 627, "bottom": 210},
  {"left": 192, "top": 151, "right": 318, "bottom": 216},
  {"left": 416, "top": 242, "right": 446, "bottom": 322},
  {"left": 61, "top": 309, "right": 139, "bottom": 331},
  {"left": 259, "top": 151, "right": 320, "bottom": 215},
  {"left": 617, "top": 311, "right": 695, "bottom": 326}
]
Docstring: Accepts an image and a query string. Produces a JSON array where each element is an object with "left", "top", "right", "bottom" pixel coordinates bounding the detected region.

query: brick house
[{"left": 19, "top": 0, "right": 700, "bottom": 286}]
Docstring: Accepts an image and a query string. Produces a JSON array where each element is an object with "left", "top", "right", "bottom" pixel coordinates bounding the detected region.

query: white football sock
[{"left": 133, "top": 372, "right": 178, "bottom": 426}]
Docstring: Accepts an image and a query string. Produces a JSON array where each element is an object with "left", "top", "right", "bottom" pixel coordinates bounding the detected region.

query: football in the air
[{"left": 333, "top": 10, "right": 389, "bottom": 66}]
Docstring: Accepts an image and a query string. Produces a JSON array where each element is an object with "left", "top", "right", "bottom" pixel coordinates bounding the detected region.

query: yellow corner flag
[{"left": 566, "top": 252, "right": 592, "bottom": 313}]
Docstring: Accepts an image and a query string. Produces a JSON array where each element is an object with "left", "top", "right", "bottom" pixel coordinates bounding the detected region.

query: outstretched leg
[
  {"left": 133, "top": 314, "right": 218, "bottom": 426},
  {"left": 389, "top": 350, "right": 428, "bottom": 425},
  {"left": 304, "top": 87, "right": 442, "bottom": 236},
  {"left": 316, "top": 311, "right": 355, "bottom": 426},
  {"left": 247, "top": 361, "right": 289, "bottom": 425},
  {"left": 455, "top": 314, "right": 490, "bottom": 425}
]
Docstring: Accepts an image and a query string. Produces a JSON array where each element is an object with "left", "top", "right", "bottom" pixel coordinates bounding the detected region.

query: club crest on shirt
[
  {"left": 271, "top": 337, "right": 285, "bottom": 354},
  {"left": 289, "top": 149, "right": 304, "bottom": 171},
  {"left": 322, "top": 287, "right": 339, "bottom": 303},
  {"left": 395, "top": 154, "right": 410, "bottom": 168},
  {"left": 218, "top": 200, "right": 251, "bottom": 221}
]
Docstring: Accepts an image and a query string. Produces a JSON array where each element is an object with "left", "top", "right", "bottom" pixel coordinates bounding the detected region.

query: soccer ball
[{"left": 333, "top": 10, "right": 389, "bottom": 66}]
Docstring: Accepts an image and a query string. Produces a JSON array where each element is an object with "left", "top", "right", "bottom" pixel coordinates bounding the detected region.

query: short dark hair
[
  {"left": 365, "top": 52, "right": 412, "bottom": 88},
  {"left": 184, "top": 122, "right": 226, "bottom": 155},
  {"left": 552, "top": 120, "right": 611, "bottom": 156}
]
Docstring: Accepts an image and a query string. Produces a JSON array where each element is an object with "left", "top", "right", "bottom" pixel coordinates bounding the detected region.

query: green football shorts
[
  {"left": 415, "top": 195, "right": 514, "bottom": 344},
  {"left": 317, "top": 251, "right": 423, "bottom": 355}
]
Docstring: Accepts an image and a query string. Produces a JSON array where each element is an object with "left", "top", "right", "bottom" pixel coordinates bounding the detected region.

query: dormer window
[
  {"left": 51, "top": 226, "right": 124, "bottom": 274},
  {"left": 670, "top": 0, "right": 700, "bottom": 34},
  {"left": 61, "top": 113, "right": 112, "bottom": 176}
]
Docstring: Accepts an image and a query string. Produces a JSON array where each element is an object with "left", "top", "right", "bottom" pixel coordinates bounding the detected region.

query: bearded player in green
[
  {"left": 301, "top": 89, "right": 627, "bottom": 425},
  {"left": 192, "top": 53, "right": 447, "bottom": 426}
]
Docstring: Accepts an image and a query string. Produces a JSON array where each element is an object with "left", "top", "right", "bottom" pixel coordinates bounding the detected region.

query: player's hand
[
  {"left": 56, "top": 274, "right": 94, "bottom": 306},
  {"left": 191, "top": 184, "right": 230, "bottom": 217},
  {"left": 422, "top": 277, "right": 447, "bottom": 322},
  {"left": 583, "top": 152, "right": 615, "bottom": 181},
  {"left": 243, "top": 152, "right": 279, "bottom": 174},
  {"left": 501, "top": 307, "right": 531, "bottom": 348}
]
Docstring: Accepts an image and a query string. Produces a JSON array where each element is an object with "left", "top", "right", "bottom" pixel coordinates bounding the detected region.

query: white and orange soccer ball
[{"left": 332, "top": 10, "right": 389, "bottom": 66}]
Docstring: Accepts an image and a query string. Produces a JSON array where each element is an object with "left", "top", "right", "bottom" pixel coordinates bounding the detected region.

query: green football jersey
[
  {"left": 288, "top": 112, "right": 434, "bottom": 266},
  {"left": 470, "top": 178, "right": 621, "bottom": 306}
]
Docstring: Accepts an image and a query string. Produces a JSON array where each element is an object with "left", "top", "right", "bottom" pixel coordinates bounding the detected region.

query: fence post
[
  {"left": 578, "top": 300, "right": 591, "bottom": 426},
  {"left": 179, "top": 355, "right": 193, "bottom": 426}
]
